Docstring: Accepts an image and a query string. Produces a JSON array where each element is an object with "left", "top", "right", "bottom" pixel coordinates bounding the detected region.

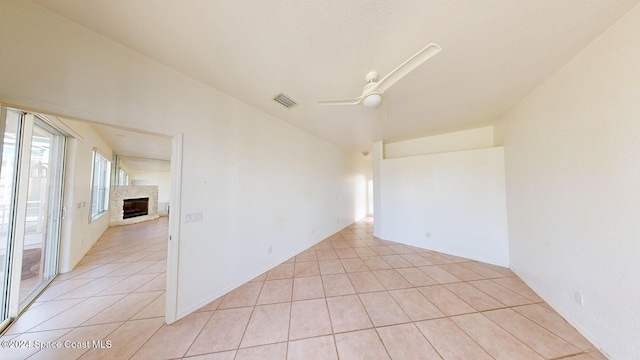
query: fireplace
[
  {"left": 110, "top": 186, "right": 159, "bottom": 226},
  {"left": 123, "top": 197, "right": 149, "bottom": 219}
]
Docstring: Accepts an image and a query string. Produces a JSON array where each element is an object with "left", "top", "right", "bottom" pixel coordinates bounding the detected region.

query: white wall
[
  {"left": 57, "top": 120, "right": 114, "bottom": 272},
  {"left": 372, "top": 142, "right": 383, "bottom": 234},
  {"left": 500, "top": 3, "right": 640, "bottom": 359},
  {"left": 130, "top": 170, "right": 170, "bottom": 203},
  {"left": 0, "top": 0, "right": 368, "bottom": 320},
  {"left": 375, "top": 136, "right": 509, "bottom": 266},
  {"left": 364, "top": 153, "right": 373, "bottom": 215},
  {"left": 130, "top": 169, "right": 171, "bottom": 215},
  {"left": 384, "top": 126, "right": 495, "bottom": 159}
]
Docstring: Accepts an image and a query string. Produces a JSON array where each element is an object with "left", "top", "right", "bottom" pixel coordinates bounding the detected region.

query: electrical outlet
[
  {"left": 425, "top": 232, "right": 431, "bottom": 239},
  {"left": 574, "top": 292, "right": 583, "bottom": 306},
  {"left": 268, "top": 246, "right": 272, "bottom": 254}
]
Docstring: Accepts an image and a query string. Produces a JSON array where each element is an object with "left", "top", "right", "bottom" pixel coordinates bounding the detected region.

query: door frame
[{"left": 165, "top": 132, "right": 182, "bottom": 324}]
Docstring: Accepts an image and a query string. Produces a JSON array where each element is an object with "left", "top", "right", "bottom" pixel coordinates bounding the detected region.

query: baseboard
[
  {"left": 510, "top": 268, "right": 612, "bottom": 359},
  {"left": 175, "top": 221, "right": 356, "bottom": 321}
]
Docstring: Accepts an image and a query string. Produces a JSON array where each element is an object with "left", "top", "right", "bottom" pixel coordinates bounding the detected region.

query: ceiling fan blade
[
  {"left": 318, "top": 95, "right": 364, "bottom": 105},
  {"left": 377, "top": 43, "right": 441, "bottom": 93}
]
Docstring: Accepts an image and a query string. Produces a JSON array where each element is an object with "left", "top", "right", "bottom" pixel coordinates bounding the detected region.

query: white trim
[
  {"left": 0, "top": 105, "right": 7, "bottom": 325},
  {"left": 0, "top": 317, "right": 11, "bottom": 333},
  {"left": 7, "top": 114, "right": 34, "bottom": 317},
  {"left": 33, "top": 114, "right": 72, "bottom": 138},
  {"left": 165, "top": 132, "right": 183, "bottom": 324},
  {"left": 58, "top": 138, "right": 77, "bottom": 273},
  {"left": 91, "top": 146, "right": 110, "bottom": 160},
  {"left": 88, "top": 151, "right": 111, "bottom": 223},
  {"left": 0, "top": 104, "right": 6, "bottom": 141}
]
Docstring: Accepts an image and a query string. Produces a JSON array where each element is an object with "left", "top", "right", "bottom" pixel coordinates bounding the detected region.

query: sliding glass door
[
  {"left": 0, "top": 108, "right": 21, "bottom": 327},
  {"left": 18, "top": 117, "right": 66, "bottom": 308},
  {"left": 0, "top": 107, "right": 66, "bottom": 327}
]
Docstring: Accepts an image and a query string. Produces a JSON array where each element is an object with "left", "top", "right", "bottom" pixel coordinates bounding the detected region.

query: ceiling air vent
[{"left": 273, "top": 93, "right": 297, "bottom": 108}]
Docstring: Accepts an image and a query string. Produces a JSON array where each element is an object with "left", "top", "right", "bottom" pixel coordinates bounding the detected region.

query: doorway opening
[{"left": 0, "top": 104, "right": 182, "bottom": 333}]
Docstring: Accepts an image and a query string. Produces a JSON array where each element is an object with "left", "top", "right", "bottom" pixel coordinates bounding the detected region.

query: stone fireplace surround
[{"left": 109, "top": 185, "right": 160, "bottom": 226}]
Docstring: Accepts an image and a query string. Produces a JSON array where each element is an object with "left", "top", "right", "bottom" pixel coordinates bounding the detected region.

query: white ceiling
[
  {"left": 89, "top": 122, "right": 171, "bottom": 172},
  {"left": 62, "top": 117, "right": 172, "bottom": 171},
  {"left": 119, "top": 157, "right": 171, "bottom": 173},
  {"left": 87, "top": 122, "right": 172, "bottom": 161},
  {"left": 33, "top": 0, "right": 639, "bottom": 152}
]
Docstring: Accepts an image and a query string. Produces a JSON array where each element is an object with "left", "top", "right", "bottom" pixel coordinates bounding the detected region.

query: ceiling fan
[{"left": 318, "top": 43, "right": 441, "bottom": 108}]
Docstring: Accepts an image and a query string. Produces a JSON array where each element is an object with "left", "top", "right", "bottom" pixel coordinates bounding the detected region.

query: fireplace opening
[{"left": 123, "top": 197, "right": 149, "bottom": 219}]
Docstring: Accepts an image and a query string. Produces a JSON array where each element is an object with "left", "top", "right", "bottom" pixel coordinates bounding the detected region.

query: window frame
[{"left": 89, "top": 150, "right": 111, "bottom": 223}]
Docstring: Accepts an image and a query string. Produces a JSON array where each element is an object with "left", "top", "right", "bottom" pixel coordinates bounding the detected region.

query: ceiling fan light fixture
[{"left": 362, "top": 93, "right": 382, "bottom": 108}]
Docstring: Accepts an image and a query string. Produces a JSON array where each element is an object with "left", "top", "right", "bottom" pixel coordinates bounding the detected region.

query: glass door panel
[
  {"left": 0, "top": 109, "right": 21, "bottom": 323},
  {"left": 18, "top": 119, "right": 65, "bottom": 309}
]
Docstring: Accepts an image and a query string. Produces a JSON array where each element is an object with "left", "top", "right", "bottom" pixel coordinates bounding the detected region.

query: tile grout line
[
  {"left": 476, "top": 309, "right": 568, "bottom": 359},
  {"left": 180, "top": 309, "right": 216, "bottom": 359},
  {"left": 510, "top": 304, "right": 599, "bottom": 354},
  {"left": 232, "top": 279, "right": 265, "bottom": 357},
  {"left": 285, "top": 260, "right": 297, "bottom": 360},
  {"left": 12, "top": 217, "right": 599, "bottom": 360},
  {"left": 357, "top": 227, "right": 396, "bottom": 360},
  {"left": 440, "top": 313, "right": 497, "bottom": 359}
]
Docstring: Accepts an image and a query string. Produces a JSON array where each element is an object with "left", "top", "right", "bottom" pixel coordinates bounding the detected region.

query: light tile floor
[{"left": 1, "top": 217, "right": 606, "bottom": 360}]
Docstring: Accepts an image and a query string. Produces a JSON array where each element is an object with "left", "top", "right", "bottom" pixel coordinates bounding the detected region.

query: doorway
[
  {"left": 0, "top": 108, "right": 67, "bottom": 327},
  {"left": 0, "top": 106, "right": 182, "bottom": 331}
]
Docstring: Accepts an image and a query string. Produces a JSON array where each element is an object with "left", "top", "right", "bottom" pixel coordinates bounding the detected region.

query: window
[
  {"left": 118, "top": 168, "right": 129, "bottom": 186},
  {"left": 90, "top": 150, "right": 111, "bottom": 222}
]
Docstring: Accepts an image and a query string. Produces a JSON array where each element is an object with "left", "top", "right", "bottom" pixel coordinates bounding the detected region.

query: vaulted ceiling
[{"left": 32, "top": 0, "right": 639, "bottom": 152}]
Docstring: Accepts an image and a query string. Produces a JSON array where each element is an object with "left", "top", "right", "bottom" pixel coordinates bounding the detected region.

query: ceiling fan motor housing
[{"left": 365, "top": 71, "right": 379, "bottom": 83}]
